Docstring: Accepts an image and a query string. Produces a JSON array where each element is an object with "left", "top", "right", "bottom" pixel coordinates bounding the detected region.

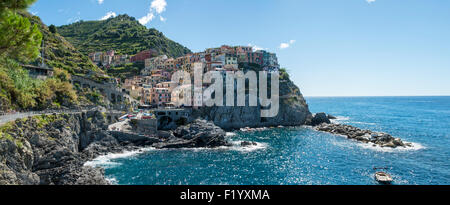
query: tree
[
  {"left": 0, "top": 0, "right": 37, "bottom": 11},
  {"left": 0, "top": 0, "right": 42, "bottom": 62},
  {"left": 49, "top": 24, "right": 57, "bottom": 33}
]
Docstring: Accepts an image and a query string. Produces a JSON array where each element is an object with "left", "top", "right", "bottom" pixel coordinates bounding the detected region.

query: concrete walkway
[{"left": 0, "top": 108, "right": 125, "bottom": 127}]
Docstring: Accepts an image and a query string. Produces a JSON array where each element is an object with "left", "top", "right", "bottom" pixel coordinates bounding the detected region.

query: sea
[{"left": 85, "top": 96, "right": 450, "bottom": 185}]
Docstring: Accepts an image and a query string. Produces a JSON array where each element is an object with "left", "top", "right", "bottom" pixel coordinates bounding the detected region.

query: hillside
[
  {"left": 21, "top": 12, "right": 104, "bottom": 76},
  {"left": 57, "top": 14, "right": 191, "bottom": 58}
]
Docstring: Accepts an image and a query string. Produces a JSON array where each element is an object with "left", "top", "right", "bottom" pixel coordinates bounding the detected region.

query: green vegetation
[
  {"left": 33, "top": 114, "right": 64, "bottom": 128},
  {"left": 0, "top": 0, "right": 42, "bottom": 62},
  {"left": 0, "top": 1, "right": 110, "bottom": 111},
  {"left": 279, "top": 68, "right": 290, "bottom": 81},
  {"left": 0, "top": 57, "right": 78, "bottom": 111},
  {"left": 57, "top": 14, "right": 191, "bottom": 58},
  {"left": 48, "top": 24, "right": 56, "bottom": 33},
  {"left": 0, "top": 121, "right": 23, "bottom": 148},
  {"left": 0, "top": 113, "right": 67, "bottom": 146},
  {"left": 72, "top": 80, "right": 107, "bottom": 106},
  {"left": 23, "top": 12, "right": 103, "bottom": 75},
  {"left": 0, "top": 121, "right": 14, "bottom": 140},
  {"left": 107, "top": 61, "right": 145, "bottom": 79}
]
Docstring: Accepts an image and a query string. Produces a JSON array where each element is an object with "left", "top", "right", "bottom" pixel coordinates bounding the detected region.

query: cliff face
[
  {"left": 0, "top": 110, "right": 234, "bottom": 185},
  {"left": 192, "top": 77, "right": 312, "bottom": 130},
  {"left": 0, "top": 111, "right": 115, "bottom": 185}
]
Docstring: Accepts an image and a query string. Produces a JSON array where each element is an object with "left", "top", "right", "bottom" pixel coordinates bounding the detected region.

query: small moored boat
[{"left": 374, "top": 168, "right": 393, "bottom": 185}]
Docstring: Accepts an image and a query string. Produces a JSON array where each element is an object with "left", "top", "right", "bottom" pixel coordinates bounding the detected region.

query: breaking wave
[
  {"left": 84, "top": 147, "right": 156, "bottom": 168},
  {"left": 357, "top": 141, "right": 426, "bottom": 153}
]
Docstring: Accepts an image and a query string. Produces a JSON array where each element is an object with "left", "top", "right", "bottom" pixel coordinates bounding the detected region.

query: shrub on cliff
[{"left": 0, "top": 58, "right": 78, "bottom": 111}]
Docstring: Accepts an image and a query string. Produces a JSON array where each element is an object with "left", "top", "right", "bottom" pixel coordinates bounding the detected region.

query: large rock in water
[
  {"left": 154, "top": 119, "right": 229, "bottom": 149},
  {"left": 309, "top": 113, "right": 331, "bottom": 126},
  {"left": 191, "top": 78, "right": 311, "bottom": 130}
]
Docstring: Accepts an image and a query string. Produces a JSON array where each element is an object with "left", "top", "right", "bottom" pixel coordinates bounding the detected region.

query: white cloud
[
  {"left": 279, "top": 40, "right": 296, "bottom": 49},
  {"left": 366, "top": 0, "right": 376, "bottom": 3},
  {"left": 67, "top": 11, "right": 82, "bottom": 24},
  {"left": 279, "top": 43, "right": 290, "bottom": 49},
  {"left": 139, "top": 0, "right": 168, "bottom": 25},
  {"left": 100, "top": 11, "right": 117, "bottom": 20},
  {"left": 248, "top": 43, "right": 266, "bottom": 52},
  {"left": 139, "top": 13, "right": 155, "bottom": 25},
  {"left": 98, "top": 0, "right": 104, "bottom": 5},
  {"left": 151, "top": 0, "right": 167, "bottom": 14},
  {"left": 67, "top": 16, "right": 81, "bottom": 24}
]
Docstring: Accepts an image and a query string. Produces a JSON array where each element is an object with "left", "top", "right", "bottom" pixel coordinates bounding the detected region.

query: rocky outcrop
[
  {"left": 191, "top": 78, "right": 312, "bottom": 130},
  {"left": 308, "top": 113, "right": 331, "bottom": 126},
  {"left": 315, "top": 123, "right": 412, "bottom": 148},
  {"left": 241, "top": 141, "right": 258, "bottom": 147},
  {"left": 153, "top": 119, "right": 230, "bottom": 149}
]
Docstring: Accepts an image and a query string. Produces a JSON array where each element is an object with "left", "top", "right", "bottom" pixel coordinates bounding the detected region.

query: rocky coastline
[
  {"left": 0, "top": 111, "right": 233, "bottom": 185},
  {"left": 1, "top": 109, "right": 411, "bottom": 185}
]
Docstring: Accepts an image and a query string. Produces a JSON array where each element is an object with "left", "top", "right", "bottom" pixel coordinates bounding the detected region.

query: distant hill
[
  {"left": 57, "top": 14, "right": 191, "bottom": 58},
  {"left": 22, "top": 12, "right": 104, "bottom": 76}
]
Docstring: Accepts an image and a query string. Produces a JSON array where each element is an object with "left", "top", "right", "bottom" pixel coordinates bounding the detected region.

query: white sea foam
[
  {"left": 174, "top": 140, "right": 268, "bottom": 153},
  {"left": 84, "top": 147, "right": 156, "bottom": 168},
  {"left": 226, "top": 132, "right": 237, "bottom": 137},
  {"left": 351, "top": 121, "right": 377, "bottom": 125},
  {"left": 106, "top": 177, "right": 118, "bottom": 185},
  {"left": 85, "top": 139, "right": 268, "bottom": 168},
  {"left": 330, "top": 116, "right": 350, "bottom": 124},
  {"left": 228, "top": 140, "right": 268, "bottom": 152},
  {"left": 357, "top": 141, "right": 425, "bottom": 153}
]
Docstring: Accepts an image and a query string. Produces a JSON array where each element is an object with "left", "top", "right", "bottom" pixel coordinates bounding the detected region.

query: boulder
[
  {"left": 310, "top": 113, "right": 331, "bottom": 126},
  {"left": 327, "top": 114, "right": 337, "bottom": 120},
  {"left": 392, "top": 138, "right": 405, "bottom": 147},
  {"left": 156, "top": 119, "right": 230, "bottom": 149},
  {"left": 241, "top": 141, "right": 258, "bottom": 147}
]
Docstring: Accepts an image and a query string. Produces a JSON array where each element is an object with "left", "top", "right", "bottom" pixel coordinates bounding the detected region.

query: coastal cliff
[
  {"left": 191, "top": 74, "right": 312, "bottom": 130},
  {"left": 0, "top": 111, "right": 231, "bottom": 185},
  {"left": 1, "top": 112, "right": 101, "bottom": 184},
  {"left": 0, "top": 111, "right": 126, "bottom": 185}
]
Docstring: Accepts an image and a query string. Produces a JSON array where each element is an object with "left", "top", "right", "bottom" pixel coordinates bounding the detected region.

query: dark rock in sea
[
  {"left": 241, "top": 141, "right": 258, "bottom": 147},
  {"left": 314, "top": 123, "right": 411, "bottom": 148},
  {"left": 309, "top": 113, "right": 331, "bottom": 126},
  {"left": 327, "top": 114, "right": 337, "bottom": 120},
  {"left": 154, "top": 119, "right": 230, "bottom": 149}
]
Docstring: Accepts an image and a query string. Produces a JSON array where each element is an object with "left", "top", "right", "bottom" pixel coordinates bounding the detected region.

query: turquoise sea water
[{"left": 87, "top": 96, "right": 450, "bottom": 185}]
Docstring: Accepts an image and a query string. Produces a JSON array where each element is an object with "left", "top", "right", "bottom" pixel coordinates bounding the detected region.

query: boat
[{"left": 374, "top": 168, "right": 393, "bottom": 185}]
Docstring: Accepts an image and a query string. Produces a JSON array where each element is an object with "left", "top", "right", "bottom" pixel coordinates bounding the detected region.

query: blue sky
[{"left": 29, "top": 0, "right": 450, "bottom": 96}]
